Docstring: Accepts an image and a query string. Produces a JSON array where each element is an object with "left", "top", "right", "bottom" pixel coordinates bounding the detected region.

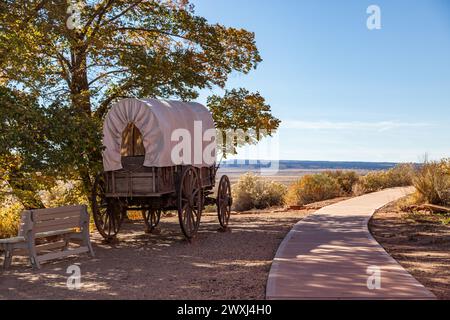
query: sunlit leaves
[
  {"left": 208, "top": 88, "right": 280, "bottom": 156},
  {"left": 0, "top": 1, "right": 262, "bottom": 115}
]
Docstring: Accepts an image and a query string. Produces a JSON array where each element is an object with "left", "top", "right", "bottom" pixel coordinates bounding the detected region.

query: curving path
[{"left": 266, "top": 187, "right": 436, "bottom": 300}]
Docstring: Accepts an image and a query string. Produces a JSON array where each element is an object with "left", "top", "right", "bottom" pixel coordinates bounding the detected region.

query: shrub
[
  {"left": 40, "top": 180, "right": 88, "bottom": 208},
  {"left": 232, "top": 173, "right": 287, "bottom": 211},
  {"left": 354, "top": 164, "right": 415, "bottom": 194},
  {"left": 324, "top": 170, "right": 359, "bottom": 195},
  {"left": 354, "top": 171, "right": 387, "bottom": 194},
  {"left": 285, "top": 173, "right": 341, "bottom": 206},
  {"left": 255, "top": 181, "right": 287, "bottom": 209},
  {"left": 0, "top": 203, "right": 23, "bottom": 239},
  {"left": 413, "top": 160, "right": 450, "bottom": 205},
  {"left": 384, "top": 163, "right": 415, "bottom": 188}
]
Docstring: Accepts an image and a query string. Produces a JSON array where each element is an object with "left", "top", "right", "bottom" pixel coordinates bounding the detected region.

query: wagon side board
[{"left": 104, "top": 161, "right": 215, "bottom": 198}]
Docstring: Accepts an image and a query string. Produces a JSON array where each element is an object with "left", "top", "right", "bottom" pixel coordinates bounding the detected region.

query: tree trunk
[
  {"left": 70, "top": 38, "right": 96, "bottom": 202},
  {"left": 70, "top": 41, "right": 91, "bottom": 114}
]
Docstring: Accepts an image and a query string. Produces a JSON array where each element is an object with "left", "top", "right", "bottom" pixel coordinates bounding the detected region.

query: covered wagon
[{"left": 91, "top": 98, "right": 232, "bottom": 241}]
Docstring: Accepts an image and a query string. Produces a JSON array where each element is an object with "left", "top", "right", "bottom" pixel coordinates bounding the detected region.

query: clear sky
[{"left": 192, "top": 0, "right": 450, "bottom": 163}]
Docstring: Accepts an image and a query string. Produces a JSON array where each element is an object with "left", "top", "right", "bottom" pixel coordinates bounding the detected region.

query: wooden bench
[{"left": 0, "top": 205, "right": 95, "bottom": 269}]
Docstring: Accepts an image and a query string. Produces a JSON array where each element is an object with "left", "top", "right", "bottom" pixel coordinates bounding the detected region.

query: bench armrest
[{"left": 0, "top": 236, "right": 26, "bottom": 244}]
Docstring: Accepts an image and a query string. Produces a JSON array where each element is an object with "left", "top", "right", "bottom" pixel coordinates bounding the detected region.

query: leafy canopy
[
  {"left": 0, "top": 0, "right": 280, "bottom": 200},
  {"left": 0, "top": 0, "right": 261, "bottom": 115}
]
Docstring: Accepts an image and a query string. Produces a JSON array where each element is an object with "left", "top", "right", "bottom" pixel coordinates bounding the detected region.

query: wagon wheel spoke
[
  {"left": 183, "top": 205, "right": 189, "bottom": 226},
  {"left": 103, "top": 213, "right": 109, "bottom": 232},
  {"left": 192, "top": 203, "right": 198, "bottom": 215},
  {"left": 221, "top": 201, "right": 230, "bottom": 224},
  {"left": 151, "top": 212, "right": 157, "bottom": 226},
  {"left": 185, "top": 207, "right": 191, "bottom": 233},
  {"left": 178, "top": 167, "right": 203, "bottom": 239},
  {"left": 217, "top": 175, "right": 232, "bottom": 228},
  {"left": 92, "top": 173, "right": 124, "bottom": 241},
  {"left": 142, "top": 209, "right": 162, "bottom": 233},
  {"left": 110, "top": 210, "right": 115, "bottom": 235},
  {"left": 189, "top": 208, "right": 196, "bottom": 232}
]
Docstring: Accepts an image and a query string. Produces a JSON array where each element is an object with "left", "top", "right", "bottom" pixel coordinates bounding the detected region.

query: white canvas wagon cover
[{"left": 102, "top": 98, "right": 216, "bottom": 171}]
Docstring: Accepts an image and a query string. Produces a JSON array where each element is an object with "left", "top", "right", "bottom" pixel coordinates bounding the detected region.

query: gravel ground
[
  {"left": 370, "top": 200, "right": 450, "bottom": 300},
  {"left": 0, "top": 199, "right": 344, "bottom": 300}
]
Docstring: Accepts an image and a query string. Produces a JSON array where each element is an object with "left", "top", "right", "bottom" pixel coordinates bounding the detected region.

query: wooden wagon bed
[{"left": 104, "top": 156, "right": 215, "bottom": 197}]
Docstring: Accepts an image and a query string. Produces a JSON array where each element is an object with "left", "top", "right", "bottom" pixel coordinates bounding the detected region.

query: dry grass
[
  {"left": 324, "top": 170, "right": 359, "bottom": 195},
  {"left": 370, "top": 198, "right": 450, "bottom": 299},
  {"left": 353, "top": 164, "right": 415, "bottom": 195},
  {"left": 412, "top": 160, "right": 450, "bottom": 206},
  {"left": 232, "top": 173, "right": 287, "bottom": 211},
  {"left": 284, "top": 173, "right": 341, "bottom": 206},
  {"left": 0, "top": 203, "right": 22, "bottom": 238}
]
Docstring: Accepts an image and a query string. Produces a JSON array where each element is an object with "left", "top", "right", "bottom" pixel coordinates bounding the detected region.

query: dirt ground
[
  {"left": 0, "top": 198, "right": 345, "bottom": 300},
  {"left": 370, "top": 200, "right": 450, "bottom": 300}
]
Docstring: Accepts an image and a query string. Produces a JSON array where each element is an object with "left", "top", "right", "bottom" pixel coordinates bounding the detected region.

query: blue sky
[{"left": 192, "top": 0, "right": 450, "bottom": 162}]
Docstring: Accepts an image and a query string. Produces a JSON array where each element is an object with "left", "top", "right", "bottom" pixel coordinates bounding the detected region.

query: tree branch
[
  {"left": 82, "top": 0, "right": 115, "bottom": 34},
  {"left": 83, "top": 0, "right": 117, "bottom": 48},
  {"left": 95, "top": 81, "right": 134, "bottom": 118},
  {"left": 102, "top": 0, "right": 145, "bottom": 26},
  {"left": 88, "top": 68, "right": 129, "bottom": 86},
  {"left": 113, "top": 27, "right": 191, "bottom": 42},
  {"left": 21, "top": 0, "right": 49, "bottom": 25}
]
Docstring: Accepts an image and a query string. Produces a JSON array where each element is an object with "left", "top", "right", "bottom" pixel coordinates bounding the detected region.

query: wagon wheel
[
  {"left": 142, "top": 209, "right": 162, "bottom": 233},
  {"left": 177, "top": 167, "right": 202, "bottom": 239},
  {"left": 91, "top": 173, "right": 125, "bottom": 241},
  {"left": 217, "top": 175, "right": 232, "bottom": 228}
]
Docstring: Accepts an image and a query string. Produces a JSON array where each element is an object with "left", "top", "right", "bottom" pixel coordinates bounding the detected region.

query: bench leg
[
  {"left": 82, "top": 227, "right": 95, "bottom": 258},
  {"left": 87, "top": 241, "right": 95, "bottom": 258},
  {"left": 3, "top": 245, "right": 13, "bottom": 270},
  {"left": 27, "top": 240, "right": 40, "bottom": 270},
  {"left": 84, "top": 235, "right": 95, "bottom": 258},
  {"left": 62, "top": 234, "right": 70, "bottom": 251}
]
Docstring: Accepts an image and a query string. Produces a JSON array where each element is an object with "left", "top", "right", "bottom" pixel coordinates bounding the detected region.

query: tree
[
  {"left": 0, "top": 0, "right": 280, "bottom": 200},
  {"left": 0, "top": 87, "right": 50, "bottom": 208},
  {"left": 208, "top": 88, "right": 280, "bottom": 156}
]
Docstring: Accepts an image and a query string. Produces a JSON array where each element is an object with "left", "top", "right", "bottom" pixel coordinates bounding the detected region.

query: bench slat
[
  {"left": 35, "top": 240, "right": 66, "bottom": 253},
  {"left": 34, "top": 219, "right": 81, "bottom": 234},
  {"left": 35, "top": 229, "right": 77, "bottom": 238},
  {"left": 36, "top": 246, "right": 89, "bottom": 263},
  {"left": 34, "top": 215, "right": 81, "bottom": 228},
  {"left": 32, "top": 205, "right": 84, "bottom": 217},
  {"left": 33, "top": 211, "right": 82, "bottom": 222}
]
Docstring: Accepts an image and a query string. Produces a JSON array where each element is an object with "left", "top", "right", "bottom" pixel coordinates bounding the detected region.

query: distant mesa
[{"left": 221, "top": 160, "right": 399, "bottom": 171}]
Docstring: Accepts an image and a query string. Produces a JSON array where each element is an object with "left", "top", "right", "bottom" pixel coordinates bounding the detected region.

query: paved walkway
[{"left": 266, "top": 187, "right": 436, "bottom": 300}]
